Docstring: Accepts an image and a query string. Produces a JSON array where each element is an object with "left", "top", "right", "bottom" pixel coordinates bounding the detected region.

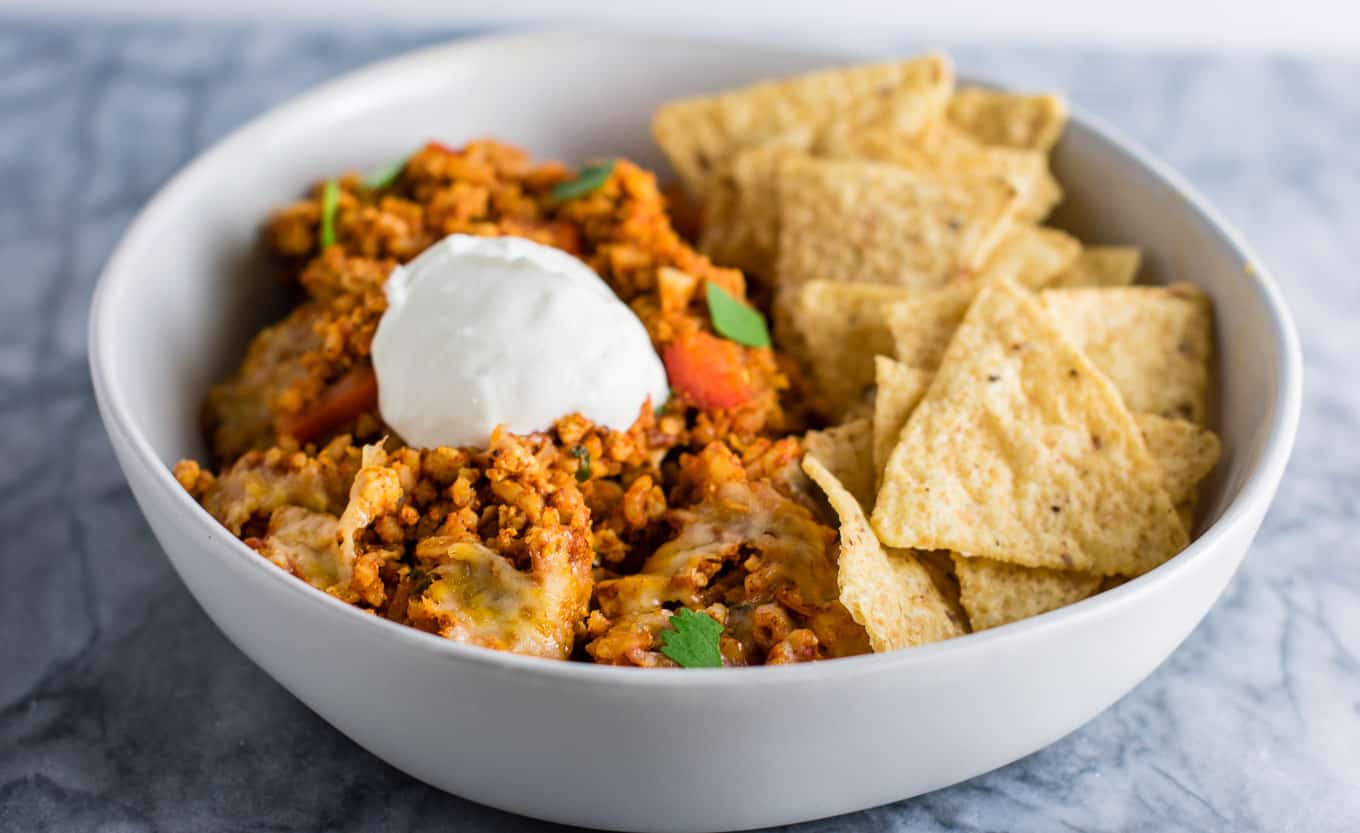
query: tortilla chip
[
  {"left": 814, "top": 72, "right": 956, "bottom": 159},
  {"left": 1174, "top": 504, "right": 1196, "bottom": 536},
  {"left": 1136, "top": 413, "right": 1221, "bottom": 505},
  {"left": 881, "top": 227, "right": 1079, "bottom": 372},
  {"left": 916, "top": 123, "right": 1062, "bottom": 223},
  {"left": 803, "top": 455, "right": 965, "bottom": 651},
  {"left": 699, "top": 143, "right": 799, "bottom": 277},
  {"left": 776, "top": 154, "right": 1021, "bottom": 293},
  {"left": 1010, "top": 156, "right": 1063, "bottom": 223},
  {"left": 826, "top": 119, "right": 1060, "bottom": 224},
  {"left": 915, "top": 548, "right": 969, "bottom": 631},
  {"left": 871, "top": 279, "right": 1187, "bottom": 576},
  {"left": 978, "top": 225, "right": 1082, "bottom": 288},
  {"left": 908, "top": 123, "right": 1059, "bottom": 222},
  {"left": 953, "top": 553, "right": 1101, "bottom": 631},
  {"left": 871, "top": 356, "right": 932, "bottom": 482},
  {"left": 1049, "top": 246, "right": 1142, "bottom": 288},
  {"left": 652, "top": 55, "right": 953, "bottom": 197},
  {"left": 886, "top": 282, "right": 977, "bottom": 370},
  {"left": 703, "top": 142, "right": 1061, "bottom": 283},
  {"left": 789, "top": 280, "right": 916, "bottom": 418},
  {"left": 890, "top": 281, "right": 1216, "bottom": 428},
  {"left": 1099, "top": 574, "right": 1131, "bottom": 592},
  {"left": 803, "top": 418, "right": 875, "bottom": 511},
  {"left": 882, "top": 227, "right": 1081, "bottom": 373},
  {"left": 947, "top": 87, "right": 1068, "bottom": 153},
  {"left": 1042, "top": 282, "right": 1214, "bottom": 424},
  {"left": 1137, "top": 413, "right": 1221, "bottom": 532},
  {"left": 931, "top": 415, "right": 1216, "bottom": 631}
]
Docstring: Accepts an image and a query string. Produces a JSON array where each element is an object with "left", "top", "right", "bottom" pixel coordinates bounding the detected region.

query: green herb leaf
[
  {"left": 705, "top": 282, "right": 771, "bottom": 348},
  {"left": 411, "top": 569, "right": 435, "bottom": 597},
  {"left": 659, "top": 608, "right": 723, "bottom": 668},
  {"left": 320, "top": 179, "right": 340, "bottom": 249},
  {"left": 550, "top": 159, "right": 615, "bottom": 204},
  {"left": 570, "top": 444, "right": 592, "bottom": 483},
  {"left": 364, "top": 156, "right": 408, "bottom": 190}
]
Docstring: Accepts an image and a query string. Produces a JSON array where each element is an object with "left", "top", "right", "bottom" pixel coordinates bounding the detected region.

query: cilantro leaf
[
  {"left": 550, "top": 159, "right": 614, "bottom": 204},
  {"left": 364, "top": 156, "right": 408, "bottom": 190},
  {"left": 319, "top": 179, "right": 340, "bottom": 249},
  {"left": 660, "top": 608, "right": 723, "bottom": 668},
  {"left": 705, "top": 282, "right": 771, "bottom": 348},
  {"left": 570, "top": 444, "right": 592, "bottom": 483}
]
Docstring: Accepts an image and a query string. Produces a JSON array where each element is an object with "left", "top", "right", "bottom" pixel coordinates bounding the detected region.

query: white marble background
[
  {"left": 11, "top": 0, "right": 1360, "bottom": 53},
  {"left": 0, "top": 19, "right": 1357, "bottom": 833}
]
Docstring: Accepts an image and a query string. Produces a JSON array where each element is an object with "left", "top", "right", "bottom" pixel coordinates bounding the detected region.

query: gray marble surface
[{"left": 1, "top": 17, "right": 1357, "bottom": 833}]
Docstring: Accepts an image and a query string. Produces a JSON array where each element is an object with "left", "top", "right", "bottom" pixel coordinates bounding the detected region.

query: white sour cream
[{"left": 371, "top": 234, "right": 668, "bottom": 448}]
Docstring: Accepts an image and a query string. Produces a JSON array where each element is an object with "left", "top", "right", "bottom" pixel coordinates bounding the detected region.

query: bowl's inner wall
[{"left": 103, "top": 37, "right": 1278, "bottom": 537}]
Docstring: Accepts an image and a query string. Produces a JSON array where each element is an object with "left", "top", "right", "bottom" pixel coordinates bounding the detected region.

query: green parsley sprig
[
  {"left": 319, "top": 179, "right": 340, "bottom": 249},
  {"left": 364, "top": 156, "right": 408, "bottom": 191},
  {"left": 570, "top": 444, "right": 592, "bottom": 483},
  {"left": 705, "top": 282, "right": 771, "bottom": 348},
  {"left": 660, "top": 608, "right": 723, "bottom": 668},
  {"left": 550, "top": 159, "right": 615, "bottom": 205}
]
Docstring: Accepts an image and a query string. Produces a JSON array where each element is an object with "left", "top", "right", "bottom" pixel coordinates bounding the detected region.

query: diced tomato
[
  {"left": 663, "top": 330, "right": 752, "bottom": 410},
  {"left": 276, "top": 366, "right": 379, "bottom": 443}
]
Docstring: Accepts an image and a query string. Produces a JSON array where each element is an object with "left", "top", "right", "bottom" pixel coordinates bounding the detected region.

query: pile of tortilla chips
[{"left": 654, "top": 53, "right": 1221, "bottom": 651}]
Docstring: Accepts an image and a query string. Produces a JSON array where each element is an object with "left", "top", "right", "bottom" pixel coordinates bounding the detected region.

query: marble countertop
[{"left": 2, "top": 18, "right": 1357, "bottom": 833}]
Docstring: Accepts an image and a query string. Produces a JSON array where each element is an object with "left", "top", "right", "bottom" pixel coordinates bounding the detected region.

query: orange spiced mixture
[{"left": 175, "top": 139, "right": 856, "bottom": 666}]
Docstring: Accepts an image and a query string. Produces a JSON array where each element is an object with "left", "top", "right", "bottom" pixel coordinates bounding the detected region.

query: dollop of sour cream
[{"left": 371, "top": 234, "right": 669, "bottom": 448}]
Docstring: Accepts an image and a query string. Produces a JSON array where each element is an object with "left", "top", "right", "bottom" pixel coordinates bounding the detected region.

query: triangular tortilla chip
[
  {"left": 890, "top": 282, "right": 1215, "bottom": 428},
  {"left": 883, "top": 254, "right": 1082, "bottom": 381},
  {"left": 914, "top": 548, "right": 969, "bottom": 632},
  {"left": 814, "top": 72, "right": 955, "bottom": 158},
  {"left": 952, "top": 553, "right": 1101, "bottom": 631},
  {"left": 1137, "top": 412, "right": 1221, "bottom": 531},
  {"left": 911, "top": 123, "right": 1062, "bottom": 223},
  {"left": 889, "top": 314, "right": 1220, "bottom": 507},
  {"left": 947, "top": 87, "right": 1068, "bottom": 153},
  {"left": 788, "top": 280, "right": 916, "bottom": 418},
  {"left": 700, "top": 133, "right": 1064, "bottom": 284},
  {"left": 886, "top": 282, "right": 978, "bottom": 370},
  {"left": 1007, "top": 156, "right": 1063, "bottom": 223},
  {"left": 775, "top": 154, "right": 1021, "bottom": 294},
  {"left": 1042, "top": 283, "right": 1213, "bottom": 424},
  {"left": 977, "top": 225, "right": 1082, "bottom": 288},
  {"left": 1136, "top": 413, "right": 1221, "bottom": 505},
  {"left": 871, "top": 279, "right": 1187, "bottom": 576},
  {"left": 803, "top": 418, "right": 875, "bottom": 511},
  {"left": 1049, "top": 246, "right": 1142, "bottom": 288},
  {"left": 824, "top": 119, "right": 1060, "bottom": 224},
  {"left": 947, "top": 415, "right": 1218, "bottom": 631},
  {"left": 652, "top": 54, "right": 953, "bottom": 198},
  {"left": 871, "top": 356, "right": 932, "bottom": 483},
  {"left": 699, "top": 143, "right": 800, "bottom": 277},
  {"left": 1099, "top": 574, "right": 1131, "bottom": 592},
  {"left": 803, "top": 455, "right": 965, "bottom": 651}
]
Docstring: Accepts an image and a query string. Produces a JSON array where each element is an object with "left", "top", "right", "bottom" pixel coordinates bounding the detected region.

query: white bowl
[{"left": 89, "top": 30, "right": 1301, "bottom": 833}]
